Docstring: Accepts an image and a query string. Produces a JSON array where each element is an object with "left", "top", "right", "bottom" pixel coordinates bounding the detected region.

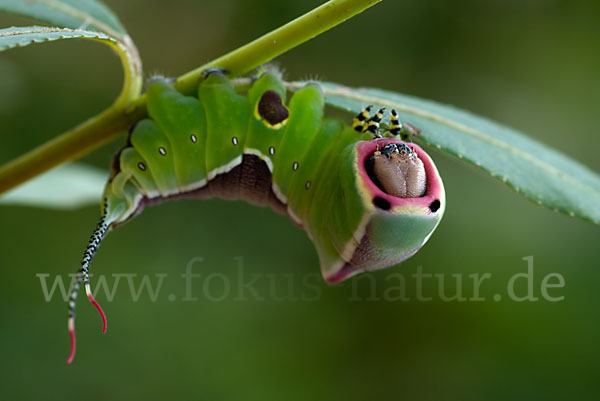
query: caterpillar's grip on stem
[{"left": 67, "top": 70, "right": 445, "bottom": 362}]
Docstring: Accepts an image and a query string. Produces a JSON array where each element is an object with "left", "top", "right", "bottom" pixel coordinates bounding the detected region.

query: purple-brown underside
[
  {"left": 133, "top": 154, "right": 288, "bottom": 219},
  {"left": 117, "top": 150, "right": 410, "bottom": 283},
  {"left": 327, "top": 235, "right": 423, "bottom": 283}
]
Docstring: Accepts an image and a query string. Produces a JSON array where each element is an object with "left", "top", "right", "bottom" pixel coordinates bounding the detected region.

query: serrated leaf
[
  {"left": 0, "top": 25, "right": 117, "bottom": 51},
  {"left": 294, "top": 81, "right": 600, "bottom": 225},
  {"left": 0, "top": 163, "right": 107, "bottom": 209},
  {"left": 0, "top": 2, "right": 141, "bottom": 105},
  {"left": 0, "top": 0, "right": 127, "bottom": 38}
]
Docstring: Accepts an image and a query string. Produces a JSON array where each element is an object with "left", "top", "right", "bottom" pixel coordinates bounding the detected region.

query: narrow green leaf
[
  {"left": 294, "top": 81, "right": 600, "bottom": 225},
  {"left": 0, "top": 0, "right": 127, "bottom": 38},
  {"left": 0, "top": 1, "right": 142, "bottom": 107},
  {"left": 0, "top": 163, "right": 107, "bottom": 209},
  {"left": 0, "top": 25, "right": 117, "bottom": 51}
]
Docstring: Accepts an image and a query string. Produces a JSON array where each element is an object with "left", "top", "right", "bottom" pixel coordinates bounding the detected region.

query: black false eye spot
[
  {"left": 429, "top": 199, "right": 440, "bottom": 213},
  {"left": 258, "top": 90, "right": 289, "bottom": 125},
  {"left": 373, "top": 197, "right": 391, "bottom": 210}
]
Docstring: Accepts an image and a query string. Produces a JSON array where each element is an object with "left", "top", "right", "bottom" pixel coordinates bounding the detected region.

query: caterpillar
[{"left": 66, "top": 69, "right": 445, "bottom": 363}]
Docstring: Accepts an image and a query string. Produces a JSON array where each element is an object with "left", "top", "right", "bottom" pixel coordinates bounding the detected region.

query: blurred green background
[{"left": 1, "top": 0, "right": 599, "bottom": 400}]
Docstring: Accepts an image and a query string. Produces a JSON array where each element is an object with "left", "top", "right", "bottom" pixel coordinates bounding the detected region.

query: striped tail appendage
[{"left": 66, "top": 209, "right": 110, "bottom": 364}]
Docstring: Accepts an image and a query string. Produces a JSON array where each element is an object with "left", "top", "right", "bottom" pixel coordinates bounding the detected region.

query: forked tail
[{"left": 66, "top": 206, "right": 111, "bottom": 364}]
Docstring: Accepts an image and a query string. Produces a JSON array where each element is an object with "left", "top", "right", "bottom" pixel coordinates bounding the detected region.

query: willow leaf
[
  {"left": 0, "top": 0, "right": 126, "bottom": 38},
  {"left": 294, "top": 81, "right": 600, "bottom": 225},
  {"left": 0, "top": 0, "right": 142, "bottom": 105},
  {"left": 0, "top": 163, "right": 106, "bottom": 209},
  {"left": 0, "top": 25, "right": 118, "bottom": 51}
]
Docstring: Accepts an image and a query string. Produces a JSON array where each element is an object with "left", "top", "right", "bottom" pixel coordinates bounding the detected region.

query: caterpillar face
[
  {"left": 371, "top": 143, "right": 427, "bottom": 198},
  {"left": 66, "top": 70, "right": 445, "bottom": 362}
]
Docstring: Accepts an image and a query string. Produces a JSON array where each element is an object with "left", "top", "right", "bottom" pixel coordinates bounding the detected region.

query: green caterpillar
[{"left": 66, "top": 70, "right": 445, "bottom": 363}]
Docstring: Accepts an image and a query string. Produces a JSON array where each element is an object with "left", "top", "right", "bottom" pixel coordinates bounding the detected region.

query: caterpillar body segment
[
  {"left": 242, "top": 73, "right": 288, "bottom": 174},
  {"left": 145, "top": 81, "right": 209, "bottom": 191},
  {"left": 67, "top": 71, "right": 445, "bottom": 363},
  {"left": 198, "top": 72, "right": 251, "bottom": 180},
  {"left": 129, "top": 119, "right": 178, "bottom": 196},
  {"left": 272, "top": 83, "right": 324, "bottom": 203},
  {"left": 286, "top": 117, "right": 345, "bottom": 225}
]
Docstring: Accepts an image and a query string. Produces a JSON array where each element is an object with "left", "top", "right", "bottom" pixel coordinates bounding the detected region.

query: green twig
[{"left": 0, "top": 0, "right": 381, "bottom": 195}]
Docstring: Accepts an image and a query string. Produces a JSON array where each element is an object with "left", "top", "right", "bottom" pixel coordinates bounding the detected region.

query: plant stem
[{"left": 0, "top": 0, "right": 381, "bottom": 195}]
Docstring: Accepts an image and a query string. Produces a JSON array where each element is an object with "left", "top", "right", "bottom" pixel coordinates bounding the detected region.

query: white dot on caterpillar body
[
  {"left": 232, "top": 137, "right": 238, "bottom": 146},
  {"left": 305, "top": 181, "right": 311, "bottom": 189},
  {"left": 137, "top": 162, "right": 146, "bottom": 171},
  {"left": 269, "top": 146, "right": 275, "bottom": 155},
  {"left": 158, "top": 147, "right": 167, "bottom": 156},
  {"left": 190, "top": 134, "right": 197, "bottom": 143},
  {"left": 293, "top": 162, "right": 299, "bottom": 171}
]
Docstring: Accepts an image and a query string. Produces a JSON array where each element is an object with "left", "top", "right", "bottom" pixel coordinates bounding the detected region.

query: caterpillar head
[
  {"left": 323, "top": 138, "right": 445, "bottom": 283},
  {"left": 371, "top": 142, "right": 427, "bottom": 198}
]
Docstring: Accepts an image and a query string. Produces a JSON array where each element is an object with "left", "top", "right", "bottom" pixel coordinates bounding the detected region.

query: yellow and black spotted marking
[
  {"left": 353, "top": 107, "right": 417, "bottom": 139},
  {"left": 365, "top": 107, "right": 386, "bottom": 135},
  {"left": 352, "top": 105, "right": 372, "bottom": 132},
  {"left": 389, "top": 109, "right": 402, "bottom": 136}
]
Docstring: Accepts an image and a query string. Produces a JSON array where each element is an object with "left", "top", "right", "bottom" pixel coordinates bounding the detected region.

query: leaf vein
[{"left": 314, "top": 83, "right": 600, "bottom": 201}]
